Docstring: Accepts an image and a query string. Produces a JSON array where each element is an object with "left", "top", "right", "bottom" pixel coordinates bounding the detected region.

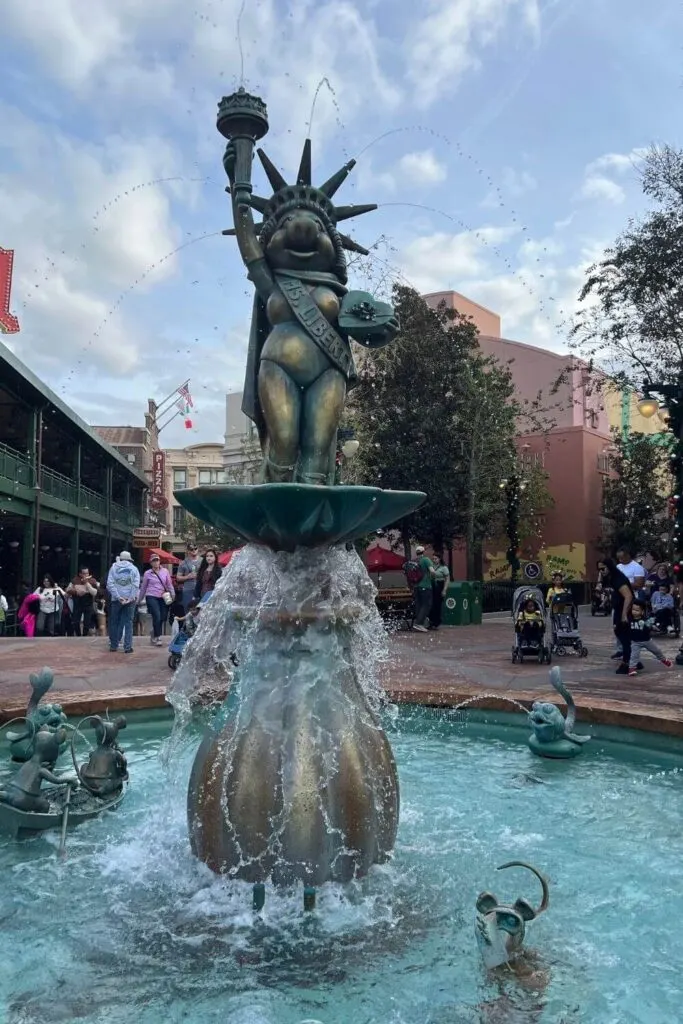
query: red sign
[
  {"left": 0, "top": 248, "right": 20, "bottom": 334},
  {"left": 150, "top": 451, "right": 167, "bottom": 510}
]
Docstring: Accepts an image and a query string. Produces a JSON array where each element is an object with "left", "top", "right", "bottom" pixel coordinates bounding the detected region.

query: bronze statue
[
  {"left": 7, "top": 667, "right": 67, "bottom": 762},
  {"left": 475, "top": 862, "right": 550, "bottom": 970},
  {"left": 75, "top": 716, "right": 129, "bottom": 798},
  {"left": 219, "top": 88, "right": 398, "bottom": 484},
  {"left": 0, "top": 727, "right": 75, "bottom": 813}
]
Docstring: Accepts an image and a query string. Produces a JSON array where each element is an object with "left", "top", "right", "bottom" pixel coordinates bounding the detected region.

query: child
[
  {"left": 516, "top": 598, "right": 544, "bottom": 643},
  {"left": 632, "top": 574, "right": 648, "bottom": 604},
  {"left": 545, "top": 573, "right": 566, "bottom": 605},
  {"left": 651, "top": 583, "right": 675, "bottom": 633},
  {"left": 175, "top": 598, "right": 201, "bottom": 638},
  {"left": 628, "top": 601, "right": 673, "bottom": 677}
]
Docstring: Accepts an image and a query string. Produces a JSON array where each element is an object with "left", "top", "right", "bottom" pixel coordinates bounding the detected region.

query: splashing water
[
  {"left": 236, "top": 0, "right": 248, "bottom": 84},
  {"left": 305, "top": 77, "right": 339, "bottom": 138},
  {"left": 165, "top": 543, "right": 396, "bottom": 886}
]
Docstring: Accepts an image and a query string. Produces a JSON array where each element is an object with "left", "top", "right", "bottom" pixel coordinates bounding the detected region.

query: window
[
  {"left": 173, "top": 506, "right": 187, "bottom": 533},
  {"left": 198, "top": 469, "right": 225, "bottom": 485},
  {"left": 173, "top": 468, "right": 187, "bottom": 489}
]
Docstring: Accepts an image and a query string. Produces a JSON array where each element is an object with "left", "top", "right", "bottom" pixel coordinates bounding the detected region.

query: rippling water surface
[{"left": 1, "top": 709, "right": 682, "bottom": 1024}]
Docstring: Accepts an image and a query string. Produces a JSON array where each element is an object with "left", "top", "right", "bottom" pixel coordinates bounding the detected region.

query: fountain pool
[{"left": 1, "top": 707, "right": 682, "bottom": 1024}]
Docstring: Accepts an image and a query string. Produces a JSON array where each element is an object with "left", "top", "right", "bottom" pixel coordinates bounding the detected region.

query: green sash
[{"left": 275, "top": 273, "right": 353, "bottom": 379}]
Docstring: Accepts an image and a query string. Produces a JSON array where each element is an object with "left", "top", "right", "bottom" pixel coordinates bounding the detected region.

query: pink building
[{"left": 422, "top": 291, "right": 615, "bottom": 580}]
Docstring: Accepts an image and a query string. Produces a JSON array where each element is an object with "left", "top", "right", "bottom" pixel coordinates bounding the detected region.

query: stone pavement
[{"left": 1, "top": 610, "right": 682, "bottom": 734}]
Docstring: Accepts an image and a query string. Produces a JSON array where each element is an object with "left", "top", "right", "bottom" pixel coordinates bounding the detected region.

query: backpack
[{"left": 403, "top": 560, "right": 422, "bottom": 587}]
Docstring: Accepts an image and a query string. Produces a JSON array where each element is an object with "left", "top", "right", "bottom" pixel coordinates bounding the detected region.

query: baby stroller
[
  {"left": 590, "top": 584, "right": 612, "bottom": 616},
  {"left": 511, "top": 587, "right": 551, "bottom": 664},
  {"left": 167, "top": 591, "right": 214, "bottom": 670},
  {"left": 550, "top": 591, "right": 587, "bottom": 657}
]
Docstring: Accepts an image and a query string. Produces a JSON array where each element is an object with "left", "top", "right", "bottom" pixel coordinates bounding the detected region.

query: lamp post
[
  {"left": 500, "top": 472, "right": 527, "bottom": 584},
  {"left": 637, "top": 378, "right": 683, "bottom": 663}
]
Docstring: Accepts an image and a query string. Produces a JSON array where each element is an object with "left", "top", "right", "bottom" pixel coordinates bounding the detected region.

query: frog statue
[
  {"left": 76, "top": 715, "right": 128, "bottom": 798},
  {"left": 219, "top": 89, "right": 398, "bottom": 485},
  {"left": 0, "top": 728, "right": 75, "bottom": 813},
  {"left": 527, "top": 666, "right": 590, "bottom": 759},
  {"left": 7, "top": 667, "right": 68, "bottom": 762},
  {"left": 475, "top": 862, "right": 550, "bottom": 970}
]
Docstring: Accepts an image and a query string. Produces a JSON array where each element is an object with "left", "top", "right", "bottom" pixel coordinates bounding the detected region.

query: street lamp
[{"left": 637, "top": 380, "right": 683, "bottom": 663}]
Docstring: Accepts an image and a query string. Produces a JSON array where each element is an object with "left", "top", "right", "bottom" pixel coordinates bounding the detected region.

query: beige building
[
  {"left": 223, "top": 391, "right": 260, "bottom": 482},
  {"left": 166, "top": 442, "right": 227, "bottom": 549}
]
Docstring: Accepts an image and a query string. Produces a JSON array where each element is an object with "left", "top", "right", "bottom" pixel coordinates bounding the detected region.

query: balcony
[
  {"left": 0, "top": 443, "right": 138, "bottom": 526},
  {"left": 0, "top": 442, "right": 33, "bottom": 488}
]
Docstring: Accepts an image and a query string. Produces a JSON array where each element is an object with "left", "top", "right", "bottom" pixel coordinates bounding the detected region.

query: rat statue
[
  {"left": 527, "top": 666, "right": 590, "bottom": 759},
  {"left": 475, "top": 861, "right": 550, "bottom": 970},
  {"left": 220, "top": 89, "right": 398, "bottom": 485},
  {"left": 0, "top": 728, "right": 75, "bottom": 813},
  {"left": 7, "top": 667, "right": 68, "bottom": 762},
  {"left": 75, "top": 716, "right": 128, "bottom": 798}
]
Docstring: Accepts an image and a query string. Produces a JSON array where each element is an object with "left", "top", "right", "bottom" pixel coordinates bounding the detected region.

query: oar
[{"left": 58, "top": 784, "right": 72, "bottom": 858}]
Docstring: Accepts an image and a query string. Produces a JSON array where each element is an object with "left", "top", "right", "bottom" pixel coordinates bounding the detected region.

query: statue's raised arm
[{"left": 217, "top": 88, "right": 398, "bottom": 485}]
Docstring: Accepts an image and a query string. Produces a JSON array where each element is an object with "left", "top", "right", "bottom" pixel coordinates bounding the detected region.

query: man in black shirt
[{"left": 602, "top": 557, "right": 634, "bottom": 674}]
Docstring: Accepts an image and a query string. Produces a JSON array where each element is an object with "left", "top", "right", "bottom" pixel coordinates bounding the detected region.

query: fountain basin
[{"left": 1, "top": 707, "right": 682, "bottom": 1023}]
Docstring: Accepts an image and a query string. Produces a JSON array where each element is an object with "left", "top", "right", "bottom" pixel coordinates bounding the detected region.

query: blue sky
[{"left": 0, "top": 0, "right": 680, "bottom": 447}]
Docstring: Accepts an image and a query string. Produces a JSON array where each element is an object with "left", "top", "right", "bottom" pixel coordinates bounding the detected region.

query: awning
[
  {"left": 365, "top": 546, "right": 406, "bottom": 573},
  {"left": 142, "top": 547, "right": 181, "bottom": 565}
]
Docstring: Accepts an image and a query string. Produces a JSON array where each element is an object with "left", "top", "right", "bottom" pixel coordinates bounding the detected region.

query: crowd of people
[
  {"left": 402, "top": 546, "right": 450, "bottom": 632},
  {"left": 6, "top": 542, "right": 224, "bottom": 654},
  {"left": 599, "top": 547, "right": 677, "bottom": 676}
]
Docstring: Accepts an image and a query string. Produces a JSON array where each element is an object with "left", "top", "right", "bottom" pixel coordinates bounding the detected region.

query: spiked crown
[{"left": 226, "top": 138, "right": 377, "bottom": 256}]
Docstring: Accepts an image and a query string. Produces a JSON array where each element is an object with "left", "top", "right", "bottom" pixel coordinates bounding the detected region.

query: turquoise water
[{"left": 1, "top": 708, "right": 682, "bottom": 1023}]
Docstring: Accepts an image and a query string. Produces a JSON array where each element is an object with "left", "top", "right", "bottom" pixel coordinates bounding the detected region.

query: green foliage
[
  {"left": 181, "top": 513, "right": 241, "bottom": 553},
  {"left": 599, "top": 430, "right": 673, "bottom": 558},
  {"left": 571, "top": 145, "right": 683, "bottom": 390},
  {"left": 518, "top": 463, "right": 554, "bottom": 553},
  {"left": 349, "top": 286, "right": 554, "bottom": 572}
]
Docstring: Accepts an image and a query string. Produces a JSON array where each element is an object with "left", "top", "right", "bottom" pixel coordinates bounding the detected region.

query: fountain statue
[
  {"left": 527, "top": 667, "right": 591, "bottom": 759},
  {"left": 173, "top": 89, "right": 425, "bottom": 906},
  {"left": 475, "top": 861, "right": 550, "bottom": 970},
  {"left": 7, "top": 667, "right": 67, "bottom": 762}
]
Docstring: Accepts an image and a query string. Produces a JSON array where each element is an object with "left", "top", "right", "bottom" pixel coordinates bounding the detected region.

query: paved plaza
[{"left": 1, "top": 609, "right": 682, "bottom": 733}]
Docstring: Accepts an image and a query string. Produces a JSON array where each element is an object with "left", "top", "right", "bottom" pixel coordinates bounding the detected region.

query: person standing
[
  {"left": 610, "top": 548, "right": 643, "bottom": 660},
  {"left": 0, "top": 587, "right": 7, "bottom": 637},
  {"left": 138, "top": 554, "right": 175, "bottom": 646},
  {"left": 106, "top": 551, "right": 140, "bottom": 654},
  {"left": 602, "top": 556, "right": 634, "bottom": 674},
  {"left": 412, "top": 545, "right": 435, "bottom": 633},
  {"left": 176, "top": 543, "right": 202, "bottom": 612},
  {"left": 33, "top": 575, "right": 66, "bottom": 637},
  {"left": 67, "top": 567, "right": 99, "bottom": 636},
  {"left": 193, "top": 548, "right": 222, "bottom": 601},
  {"left": 429, "top": 553, "right": 450, "bottom": 630}
]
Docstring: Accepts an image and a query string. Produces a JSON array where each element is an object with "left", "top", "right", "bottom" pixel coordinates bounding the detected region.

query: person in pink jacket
[
  {"left": 138, "top": 554, "right": 175, "bottom": 646},
  {"left": 18, "top": 593, "right": 40, "bottom": 638}
]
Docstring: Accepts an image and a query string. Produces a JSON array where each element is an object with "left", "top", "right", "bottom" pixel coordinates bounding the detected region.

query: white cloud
[
  {"left": 580, "top": 175, "right": 626, "bottom": 205},
  {"left": 398, "top": 225, "right": 520, "bottom": 292},
  {"left": 398, "top": 150, "right": 447, "bottom": 184},
  {"left": 405, "top": 0, "right": 542, "bottom": 107},
  {"left": 481, "top": 167, "right": 538, "bottom": 207},
  {"left": 579, "top": 146, "right": 648, "bottom": 205}
]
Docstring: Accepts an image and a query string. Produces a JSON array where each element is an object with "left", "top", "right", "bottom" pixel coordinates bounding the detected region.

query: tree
[
  {"left": 182, "top": 514, "right": 242, "bottom": 553},
  {"left": 571, "top": 145, "right": 683, "bottom": 390},
  {"left": 517, "top": 462, "right": 554, "bottom": 556},
  {"left": 599, "top": 430, "right": 673, "bottom": 558},
  {"left": 349, "top": 285, "right": 529, "bottom": 573}
]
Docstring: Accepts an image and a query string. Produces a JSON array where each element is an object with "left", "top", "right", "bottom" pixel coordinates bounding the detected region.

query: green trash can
[
  {"left": 468, "top": 581, "right": 483, "bottom": 625},
  {"left": 442, "top": 581, "right": 471, "bottom": 626}
]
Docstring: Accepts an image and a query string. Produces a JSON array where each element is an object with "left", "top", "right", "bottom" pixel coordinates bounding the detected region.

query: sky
[{"left": 0, "top": 0, "right": 681, "bottom": 448}]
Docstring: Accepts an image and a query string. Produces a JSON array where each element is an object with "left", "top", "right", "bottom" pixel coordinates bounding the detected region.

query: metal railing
[
  {"left": 79, "top": 484, "right": 107, "bottom": 517},
  {"left": 40, "top": 465, "right": 78, "bottom": 504},
  {"left": 0, "top": 442, "right": 33, "bottom": 487}
]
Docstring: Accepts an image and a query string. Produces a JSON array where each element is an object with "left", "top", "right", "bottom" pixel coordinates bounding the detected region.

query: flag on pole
[
  {"left": 176, "top": 395, "right": 193, "bottom": 429},
  {"left": 177, "top": 383, "right": 194, "bottom": 408}
]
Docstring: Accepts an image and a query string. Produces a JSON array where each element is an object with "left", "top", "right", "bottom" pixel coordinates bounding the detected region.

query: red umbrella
[
  {"left": 219, "top": 549, "right": 240, "bottom": 567},
  {"left": 365, "top": 547, "right": 405, "bottom": 573},
  {"left": 142, "top": 547, "right": 181, "bottom": 565}
]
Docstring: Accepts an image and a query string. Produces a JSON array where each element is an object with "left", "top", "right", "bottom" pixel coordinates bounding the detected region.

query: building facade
[
  {"left": 0, "top": 340, "right": 148, "bottom": 598},
  {"left": 93, "top": 400, "right": 160, "bottom": 484},
  {"left": 165, "top": 442, "right": 227, "bottom": 552},
  {"left": 423, "top": 291, "right": 668, "bottom": 580},
  {"left": 223, "top": 391, "right": 259, "bottom": 482}
]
